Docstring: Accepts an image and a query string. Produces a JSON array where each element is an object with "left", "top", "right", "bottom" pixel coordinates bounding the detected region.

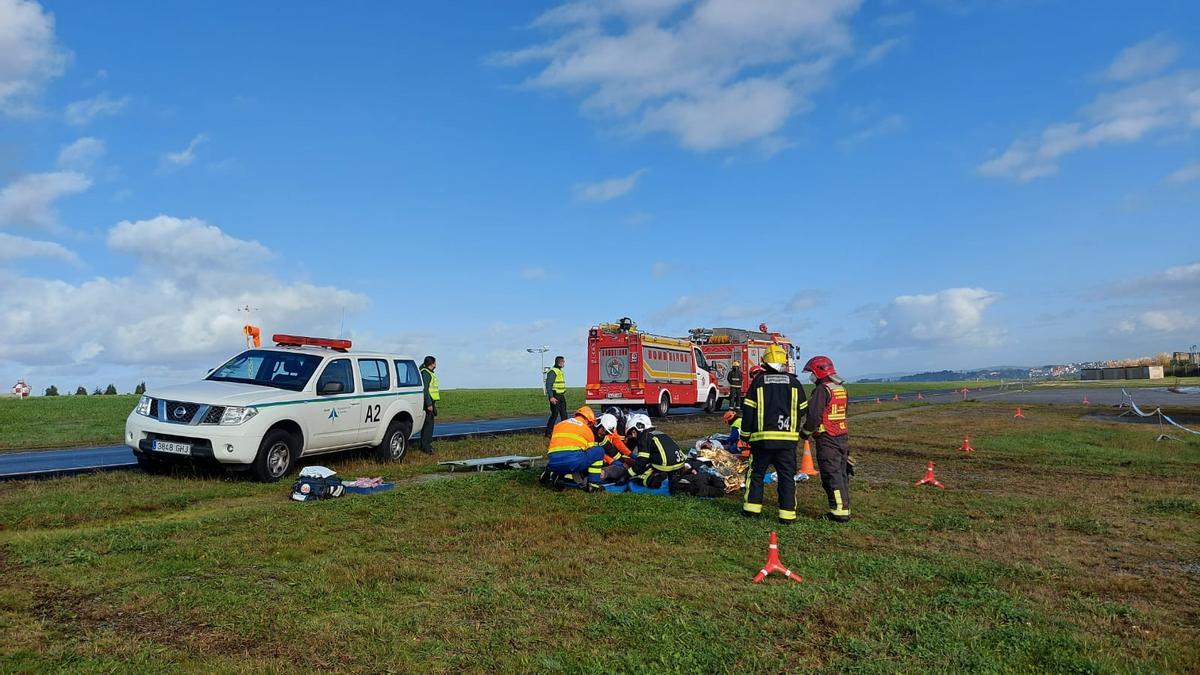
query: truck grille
[
  {"left": 200, "top": 406, "right": 226, "bottom": 425},
  {"left": 163, "top": 401, "right": 201, "bottom": 424}
]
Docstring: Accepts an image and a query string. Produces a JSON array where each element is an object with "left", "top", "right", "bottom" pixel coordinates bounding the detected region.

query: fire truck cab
[
  {"left": 585, "top": 318, "right": 721, "bottom": 417},
  {"left": 692, "top": 325, "right": 797, "bottom": 406}
]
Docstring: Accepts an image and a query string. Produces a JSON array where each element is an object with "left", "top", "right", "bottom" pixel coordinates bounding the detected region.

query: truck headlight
[
  {"left": 135, "top": 395, "right": 153, "bottom": 417},
  {"left": 220, "top": 406, "right": 259, "bottom": 425}
]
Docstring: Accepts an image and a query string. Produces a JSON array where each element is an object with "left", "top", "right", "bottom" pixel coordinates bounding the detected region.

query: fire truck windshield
[{"left": 207, "top": 350, "right": 323, "bottom": 391}]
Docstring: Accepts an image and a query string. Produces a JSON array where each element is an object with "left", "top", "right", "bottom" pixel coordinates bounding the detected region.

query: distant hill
[{"left": 857, "top": 367, "right": 1035, "bottom": 383}]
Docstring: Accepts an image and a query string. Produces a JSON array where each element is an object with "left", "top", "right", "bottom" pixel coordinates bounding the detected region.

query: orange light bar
[{"left": 272, "top": 334, "right": 352, "bottom": 350}]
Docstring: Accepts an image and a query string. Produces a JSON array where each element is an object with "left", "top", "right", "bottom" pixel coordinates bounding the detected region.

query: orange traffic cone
[
  {"left": 1082, "top": 394, "right": 1090, "bottom": 406},
  {"left": 892, "top": 392, "right": 900, "bottom": 401},
  {"left": 960, "top": 435, "right": 974, "bottom": 453},
  {"left": 917, "top": 391, "right": 924, "bottom": 400},
  {"left": 799, "top": 440, "right": 818, "bottom": 476},
  {"left": 915, "top": 461, "right": 945, "bottom": 489},
  {"left": 1014, "top": 407, "right": 1025, "bottom": 419},
  {"left": 875, "top": 396, "right": 881, "bottom": 405},
  {"left": 753, "top": 531, "right": 803, "bottom": 584}
]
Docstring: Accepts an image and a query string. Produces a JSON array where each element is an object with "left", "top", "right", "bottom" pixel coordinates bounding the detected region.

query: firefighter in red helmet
[{"left": 801, "top": 355, "right": 852, "bottom": 522}]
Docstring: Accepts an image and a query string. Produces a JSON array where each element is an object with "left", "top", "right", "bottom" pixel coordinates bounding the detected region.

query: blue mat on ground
[
  {"left": 341, "top": 482, "right": 395, "bottom": 495},
  {"left": 628, "top": 481, "right": 671, "bottom": 496}
]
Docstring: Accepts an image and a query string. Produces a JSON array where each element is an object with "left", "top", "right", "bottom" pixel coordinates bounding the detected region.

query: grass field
[
  {"left": 1, "top": 401, "right": 1197, "bottom": 671},
  {"left": 0, "top": 382, "right": 992, "bottom": 452}
]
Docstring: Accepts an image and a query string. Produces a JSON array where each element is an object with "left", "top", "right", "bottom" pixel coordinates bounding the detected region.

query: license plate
[
  {"left": 154, "top": 440, "right": 192, "bottom": 455},
  {"left": 606, "top": 393, "right": 622, "bottom": 399}
]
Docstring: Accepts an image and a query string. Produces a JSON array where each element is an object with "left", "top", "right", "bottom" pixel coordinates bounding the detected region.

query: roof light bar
[{"left": 272, "top": 334, "right": 352, "bottom": 351}]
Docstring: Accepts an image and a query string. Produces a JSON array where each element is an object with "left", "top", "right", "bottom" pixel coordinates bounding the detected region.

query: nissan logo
[{"left": 173, "top": 406, "right": 188, "bottom": 419}]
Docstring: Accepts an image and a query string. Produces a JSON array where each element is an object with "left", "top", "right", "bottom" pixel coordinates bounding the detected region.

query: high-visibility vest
[
  {"left": 819, "top": 383, "right": 848, "bottom": 436},
  {"left": 548, "top": 418, "right": 594, "bottom": 454},
  {"left": 548, "top": 366, "right": 566, "bottom": 394},
  {"left": 421, "top": 367, "right": 440, "bottom": 401}
]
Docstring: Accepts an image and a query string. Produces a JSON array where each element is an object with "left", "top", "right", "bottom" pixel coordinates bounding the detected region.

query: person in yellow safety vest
[
  {"left": 740, "top": 344, "right": 807, "bottom": 524},
  {"left": 419, "top": 356, "right": 439, "bottom": 454},
  {"left": 801, "top": 355, "right": 852, "bottom": 523},
  {"left": 721, "top": 409, "right": 750, "bottom": 457},
  {"left": 544, "top": 355, "right": 568, "bottom": 439},
  {"left": 544, "top": 406, "right": 607, "bottom": 487}
]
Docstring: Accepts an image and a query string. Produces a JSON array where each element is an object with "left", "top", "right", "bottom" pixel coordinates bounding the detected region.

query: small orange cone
[
  {"left": 1082, "top": 394, "right": 1090, "bottom": 406},
  {"left": 960, "top": 435, "right": 974, "bottom": 453},
  {"left": 875, "top": 396, "right": 881, "bottom": 405},
  {"left": 753, "top": 531, "right": 802, "bottom": 584},
  {"left": 1014, "top": 407, "right": 1025, "bottom": 419},
  {"left": 892, "top": 392, "right": 900, "bottom": 401},
  {"left": 917, "top": 391, "right": 924, "bottom": 400},
  {"left": 799, "top": 440, "right": 818, "bottom": 476},
  {"left": 915, "top": 461, "right": 945, "bottom": 489},
  {"left": 961, "top": 387, "right": 969, "bottom": 399}
]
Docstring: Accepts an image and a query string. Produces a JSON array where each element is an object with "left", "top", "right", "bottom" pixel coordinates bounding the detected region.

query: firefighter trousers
[
  {"left": 743, "top": 443, "right": 797, "bottom": 521},
  {"left": 815, "top": 434, "right": 851, "bottom": 518}
]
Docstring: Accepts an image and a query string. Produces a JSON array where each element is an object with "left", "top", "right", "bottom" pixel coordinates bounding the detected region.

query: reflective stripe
[
  {"left": 778, "top": 509, "right": 797, "bottom": 521},
  {"left": 750, "top": 430, "right": 800, "bottom": 442},
  {"left": 798, "top": 399, "right": 809, "bottom": 411},
  {"left": 756, "top": 387, "right": 765, "bottom": 431},
  {"left": 743, "top": 502, "right": 762, "bottom": 513},
  {"left": 831, "top": 490, "right": 849, "bottom": 516},
  {"left": 650, "top": 436, "right": 685, "bottom": 472},
  {"left": 731, "top": 418, "right": 742, "bottom": 431},
  {"left": 742, "top": 399, "right": 757, "bottom": 408},
  {"left": 830, "top": 507, "right": 851, "bottom": 517}
]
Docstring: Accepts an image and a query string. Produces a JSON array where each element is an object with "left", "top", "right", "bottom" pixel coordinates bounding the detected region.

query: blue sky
[{"left": 1, "top": 0, "right": 1198, "bottom": 391}]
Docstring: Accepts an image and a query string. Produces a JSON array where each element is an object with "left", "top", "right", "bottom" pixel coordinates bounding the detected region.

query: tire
[
  {"left": 703, "top": 389, "right": 718, "bottom": 414},
  {"left": 375, "top": 418, "right": 412, "bottom": 463},
  {"left": 136, "top": 454, "right": 168, "bottom": 475},
  {"left": 651, "top": 393, "right": 670, "bottom": 418},
  {"left": 251, "top": 429, "right": 297, "bottom": 482}
]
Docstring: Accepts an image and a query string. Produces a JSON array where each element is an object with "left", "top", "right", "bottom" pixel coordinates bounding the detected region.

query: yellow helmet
[{"left": 762, "top": 345, "right": 789, "bottom": 369}]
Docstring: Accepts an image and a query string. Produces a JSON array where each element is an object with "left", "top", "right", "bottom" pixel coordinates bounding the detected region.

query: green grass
[
  {"left": 1, "top": 404, "right": 1197, "bottom": 671},
  {"left": 1033, "top": 376, "right": 1200, "bottom": 389}
]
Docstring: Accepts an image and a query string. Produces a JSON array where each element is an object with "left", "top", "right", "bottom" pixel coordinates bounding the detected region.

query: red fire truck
[
  {"left": 585, "top": 318, "right": 721, "bottom": 417},
  {"left": 691, "top": 324, "right": 796, "bottom": 406}
]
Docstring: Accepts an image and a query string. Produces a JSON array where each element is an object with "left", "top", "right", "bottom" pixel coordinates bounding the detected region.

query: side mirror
[{"left": 320, "top": 381, "right": 344, "bottom": 395}]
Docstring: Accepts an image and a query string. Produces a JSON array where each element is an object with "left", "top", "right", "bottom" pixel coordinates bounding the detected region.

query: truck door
[
  {"left": 693, "top": 348, "right": 711, "bottom": 403},
  {"left": 356, "top": 358, "right": 391, "bottom": 444},
  {"left": 312, "top": 358, "right": 361, "bottom": 449}
]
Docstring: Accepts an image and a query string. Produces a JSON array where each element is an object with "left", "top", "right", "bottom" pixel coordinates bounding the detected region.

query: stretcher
[{"left": 438, "top": 455, "right": 544, "bottom": 472}]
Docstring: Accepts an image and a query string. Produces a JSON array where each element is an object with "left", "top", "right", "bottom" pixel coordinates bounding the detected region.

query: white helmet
[
  {"left": 627, "top": 413, "right": 652, "bottom": 433},
  {"left": 597, "top": 413, "right": 619, "bottom": 435}
]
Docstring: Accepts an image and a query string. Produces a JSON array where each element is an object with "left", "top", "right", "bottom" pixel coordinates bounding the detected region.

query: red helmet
[
  {"left": 748, "top": 365, "right": 765, "bottom": 380},
  {"left": 803, "top": 355, "right": 837, "bottom": 380},
  {"left": 722, "top": 410, "right": 738, "bottom": 424}
]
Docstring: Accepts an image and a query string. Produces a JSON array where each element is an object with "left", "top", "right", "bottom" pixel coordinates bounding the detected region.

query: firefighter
[
  {"left": 544, "top": 406, "right": 606, "bottom": 487},
  {"left": 727, "top": 361, "right": 744, "bottom": 410},
  {"left": 720, "top": 409, "right": 749, "bottom": 457},
  {"left": 419, "top": 355, "right": 439, "bottom": 454},
  {"left": 623, "top": 414, "right": 686, "bottom": 488},
  {"left": 801, "top": 356, "right": 851, "bottom": 522},
  {"left": 544, "top": 355, "right": 568, "bottom": 438},
  {"left": 740, "top": 345, "right": 806, "bottom": 524},
  {"left": 596, "top": 412, "right": 633, "bottom": 483}
]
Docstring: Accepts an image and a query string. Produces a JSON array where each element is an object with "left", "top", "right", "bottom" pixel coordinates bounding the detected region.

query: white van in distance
[{"left": 124, "top": 335, "right": 426, "bottom": 481}]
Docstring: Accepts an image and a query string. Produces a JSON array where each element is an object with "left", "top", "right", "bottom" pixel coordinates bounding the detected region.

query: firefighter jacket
[
  {"left": 547, "top": 418, "right": 595, "bottom": 454},
  {"left": 727, "top": 367, "right": 743, "bottom": 388},
  {"left": 630, "top": 430, "right": 686, "bottom": 478},
  {"left": 741, "top": 370, "right": 807, "bottom": 449},
  {"left": 803, "top": 380, "right": 848, "bottom": 438}
]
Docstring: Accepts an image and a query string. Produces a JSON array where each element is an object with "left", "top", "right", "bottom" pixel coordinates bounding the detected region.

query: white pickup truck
[{"left": 124, "top": 335, "right": 427, "bottom": 481}]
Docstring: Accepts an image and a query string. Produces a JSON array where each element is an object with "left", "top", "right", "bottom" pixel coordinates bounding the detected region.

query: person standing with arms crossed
[
  {"left": 419, "top": 356, "right": 439, "bottom": 454},
  {"left": 544, "top": 355, "right": 567, "bottom": 438}
]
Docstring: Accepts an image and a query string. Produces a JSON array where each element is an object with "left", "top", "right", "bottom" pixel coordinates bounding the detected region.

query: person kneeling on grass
[
  {"left": 542, "top": 405, "right": 609, "bottom": 489},
  {"left": 622, "top": 414, "right": 686, "bottom": 489}
]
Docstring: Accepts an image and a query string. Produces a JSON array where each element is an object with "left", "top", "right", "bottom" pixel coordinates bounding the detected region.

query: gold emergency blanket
[{"left": 693, "top": 439, "right": 748, "bottom": 493}]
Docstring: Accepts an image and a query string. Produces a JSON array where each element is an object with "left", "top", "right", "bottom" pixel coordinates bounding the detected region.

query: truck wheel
[
  {"left": 651, "top": 393, "right": 670, "bottom": 418},
  {"left": 375, "top": 418, "right": 412, "bottom": 463},
  {"left": 251, "top": 429, "right": 296, "bottom": 482},
  {"left": 703, "top": 390, "right": 718, "bottom": 414}
]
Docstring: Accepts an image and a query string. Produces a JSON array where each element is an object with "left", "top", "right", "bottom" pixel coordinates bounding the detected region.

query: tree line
[{"left": 42, "top": 382, "right": 147, "bottom": 397}]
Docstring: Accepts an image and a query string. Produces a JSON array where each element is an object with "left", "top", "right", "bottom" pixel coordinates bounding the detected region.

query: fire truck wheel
[
  {"left": 375, "top": 418, "right": 412, "bottom": 463},
  {"left": 703, "top": 390, "right": 718, "bottom": 414},
  {"left": 651, "top": 393, "right": 670, "bottom": 418}
]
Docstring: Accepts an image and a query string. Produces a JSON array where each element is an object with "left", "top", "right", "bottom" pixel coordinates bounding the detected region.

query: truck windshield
[{"left": 206, "top": 350, "right": 322, "bottom": 391}]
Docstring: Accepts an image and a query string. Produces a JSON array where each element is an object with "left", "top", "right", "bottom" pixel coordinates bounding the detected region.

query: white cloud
[
  {"left": 840, "top": 114, "right": 904, "bottom": 147},
  {"left": 0, "top": 215, "right": 368, "bottom": 369},
  {"left": 979, "top": 69, "right": 1200, "bottom": 181},
  {"left": 497, "top": 0, "right": 862, "bottom": 151},
  {"left": 857, "top": 37, "right": 903, "bottom": 67},
  {"left": 574, "top": 169, "right": 646, "bottom": 202},
  {"left": 1166, "top": 162, "right": 1200, "bottom": 184},
  {"left": 64, "top": 93, "right": 129, "bottom": 125},
  {"left": 1107, "top": 34, "right": 1181, "bottom": 82},
  {"left": 1114, "top": 319, "right": 1136, "bottom": 334},
  {"left": 651, "top": 261, "right": 671, "bottom": 277},
  {"left": 520, "top": 266, "right": 548, "bottom": 280},
  {"left": 162, "top": 134, "right": 209, "bottom": 168},
  {"left": 854, "top": 287, "right": 1002, "bottom": 349},
  {"left": 0, "top": 0, "right": 68, "bottom": 117},
  {"left": 55, "top": 137, "right": 105, "bottom": 169},
  {"left": 0, "top": 171, "right": 91, "bottom": 229},
  {"left": 0, "top": 232, "right": 78, "bottom": 264},
  {"left": 1139, "top": 310, "right": 1198, "bottom": 333}
]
